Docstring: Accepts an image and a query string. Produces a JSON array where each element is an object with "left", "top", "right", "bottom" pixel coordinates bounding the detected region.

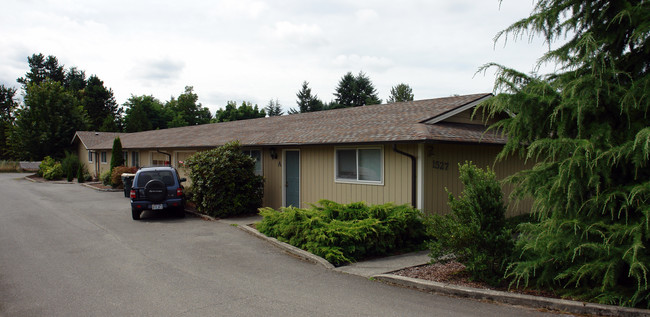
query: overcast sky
[{"left": 0, "top": 0, "right": 550, "bottom": 114}]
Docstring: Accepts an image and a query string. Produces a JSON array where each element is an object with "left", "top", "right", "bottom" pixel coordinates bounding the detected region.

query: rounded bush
[{"left": 185, "top": 141, "right": 264, "bottom": 218}]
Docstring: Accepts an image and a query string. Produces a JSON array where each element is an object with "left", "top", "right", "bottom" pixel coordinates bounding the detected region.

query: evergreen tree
[
  {"left": 387, "top": 83, "right": 414, "bottom": 103},
  {"left": 265, "top": 99, "right": 283, "bottom": 116},
  {"left": 110, "top": 137, "right": 124, "bottom": 173},
  {"left": 0, "top": 85, "right": 18, "bottom": 159},
  {"left": 294, "top": 81, "right": 323, "bottom": 113},
  {"left": 82, "top": 75, "right": 120, "bottom": 131},
  {"left": 17, "top": 53, "right": 65, "bottom": 88},
  {"left": 479, "top": 0, "right": 650, "bottom": 307},
  {"left": 333, "top": 71, "right": 381, "bottom": 108}
]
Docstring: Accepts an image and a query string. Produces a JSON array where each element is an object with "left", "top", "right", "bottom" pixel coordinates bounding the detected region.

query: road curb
[
  {"left": 373, "top": 274, "right": 649, "bottom": 317},
  {"left": 184, "top": 209, "right": 217, "bottom": 221},
  {"left": 236, "top": 224, "right": 335, "bottom": 270},
  {"left": 80, "top": 183, "right": 123, "bottom": 192}
]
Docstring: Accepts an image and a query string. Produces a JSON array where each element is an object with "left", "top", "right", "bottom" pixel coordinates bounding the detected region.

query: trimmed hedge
[{"left": 257, "top": 200, "right": 428, "bottom": 266}]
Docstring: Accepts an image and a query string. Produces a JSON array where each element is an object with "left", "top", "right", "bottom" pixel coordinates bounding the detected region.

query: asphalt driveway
[{"left": 0, "top": 173, "right": 554, "bottom": 316}]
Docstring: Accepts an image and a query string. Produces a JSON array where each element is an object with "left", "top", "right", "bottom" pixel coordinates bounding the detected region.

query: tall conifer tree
[{"left": 480, "top": 0, "right": 650, "bottom": 307}]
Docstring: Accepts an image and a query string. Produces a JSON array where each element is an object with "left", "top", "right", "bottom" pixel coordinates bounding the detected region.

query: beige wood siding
[
  {"left": 76, "top": 141, "right": 94, "bottom": 178},
  {"left": 422, "top": 143, "right": 532, "bottom": 217},
  {"left": 298, "top": 144, "right": 417, "bottom": 208}
]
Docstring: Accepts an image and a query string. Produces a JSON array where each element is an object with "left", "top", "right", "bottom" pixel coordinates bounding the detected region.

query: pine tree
[
  {"left": 479, "top": 0, "right": 650, "bottom": 307},
  {"left": 265, "top": 99, "right": 284, "bottom": 116},
  {"left": 294, "top": 81, "right": 323, "bottom": 113},
  {"left": 333, "top": 71, "right": 381, "bottom": 108}
]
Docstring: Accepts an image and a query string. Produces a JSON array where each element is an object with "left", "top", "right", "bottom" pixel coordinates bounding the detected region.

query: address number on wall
[{"left": 432, "top": 160, "right": 449, "bottom": 171}]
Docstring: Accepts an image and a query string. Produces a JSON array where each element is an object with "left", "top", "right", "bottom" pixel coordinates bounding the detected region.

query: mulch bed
[{"left": 393, "top": 261, "right": 563, "bottom": 299}]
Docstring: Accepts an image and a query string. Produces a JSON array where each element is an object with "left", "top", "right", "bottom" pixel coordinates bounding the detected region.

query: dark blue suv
[{"left": 129, "top": 166, "right": 186, "bottom": 220}]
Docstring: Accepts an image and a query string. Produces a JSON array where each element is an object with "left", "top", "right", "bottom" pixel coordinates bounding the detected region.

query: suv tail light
[
  {"left": 176, "top": 187, "right": 183, "bottom": 197},
  {"left": 130, "top": 189, "right": 136, "bottom": 199}
]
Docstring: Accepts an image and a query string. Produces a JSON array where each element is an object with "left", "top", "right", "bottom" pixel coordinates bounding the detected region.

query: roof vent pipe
[{"left": 392, "top": 144, "right": 417, "bottom": 208}]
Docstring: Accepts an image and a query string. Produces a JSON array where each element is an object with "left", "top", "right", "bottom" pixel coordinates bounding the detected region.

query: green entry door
[{"left": 284, "top": 150, "right": 300, "bottom": 207}]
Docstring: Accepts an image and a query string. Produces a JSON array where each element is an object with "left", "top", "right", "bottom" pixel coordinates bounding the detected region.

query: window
[
  {"left": 132, "top": 152, "right": 139, "bottom": 167},
  {"left": 136, "top": 171, "right": 175, "bottom": 187},
  {"left": 123, "top": 151, "right": 128, "bottom": 165},
  {"left": 100, "top": 151, "right": 107, "bottom": 164},
  {"left": 335, "top": 148, "right": 382, "bottom": 184},
  {"left": 88, "top": 150, "right": 93, "bottom": 163},
  {"left": 242, "top": 149, "right": 263, "bottom": 176}
]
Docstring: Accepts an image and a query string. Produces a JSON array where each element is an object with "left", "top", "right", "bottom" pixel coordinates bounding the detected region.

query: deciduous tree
[
  {"left": 11, "top": 81, "right": 86, "bottom": 160},
  {"left": 215, "top": 101, "right": 265, "bottom": 122},
  {"left": 123, "top": 95, "right": 167, "bottom": 132},
  {"left": 387, "top": 83, "right": 414, "bottom": 103}
]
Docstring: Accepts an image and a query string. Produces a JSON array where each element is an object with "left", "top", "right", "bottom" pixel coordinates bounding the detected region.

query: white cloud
[
  {"left": 355, "top": 9, "right": 378, "bottom": 22},
  {"left": 131, "top": 58, "right": 185, "bottom": 86},
  {"left": 264, "top": 21, "right": 328, "bottom": 47},
  {"left": 332, "top": 54, "right": 393, "bottom": 72}
]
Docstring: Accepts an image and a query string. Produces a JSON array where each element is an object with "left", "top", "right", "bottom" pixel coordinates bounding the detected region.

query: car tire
[
  {"left": 144, "top": 179, "right": 167, "bottom": 203},
  {"left": 176, "top": 207, "right": 185, "bottom": 218},
  {"left": 132, "top": 208, "right": 141, "bottom": 220}
]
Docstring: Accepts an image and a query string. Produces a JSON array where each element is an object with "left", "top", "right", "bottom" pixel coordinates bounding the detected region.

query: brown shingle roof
[
  {"left": 83, "top": 93, "right": 503, "bottom": 150},
  {"left": 72, "top": 131, "right": 124, "bottom": 150}
]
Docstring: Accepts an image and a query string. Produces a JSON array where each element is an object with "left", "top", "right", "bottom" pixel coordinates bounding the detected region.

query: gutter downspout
[
  {"left": 157, "top": 149, "right": 172, "bottom": 166},
  {"left": 392, "top": 144, "right": 417, "bottom": 208}
]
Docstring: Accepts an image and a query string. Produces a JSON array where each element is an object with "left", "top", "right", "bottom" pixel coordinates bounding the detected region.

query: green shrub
[
  {"left": 426, "top": 162, "right": 512, "bottom": 285},
  {"left": 257, "top": 200, "right": 428, "bottom": 266},
  {"left": 185, "top": 141, "right": 263, "bottom": 218},
  {"left": 100, "top": 169, "right": 112, "bottom": 186},
  {"left": 77, "top": 163, "right": 85, "bottom": 183},
  {"left": 110, "top": 166, "right": 137, "bottom": 188},
  {"left": 42, "top": 162, "right": 63, "bottom": 180},
  {"left": 38, "top": 156, "right": 56, "bottom": 177},
  {"left": 61, "top": 151, "right": 80, "bottom": 182}
]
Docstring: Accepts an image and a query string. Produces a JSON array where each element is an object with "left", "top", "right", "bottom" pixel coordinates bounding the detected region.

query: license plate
[{"left": 152, "top": 204, "right": 164, "bottom": 210}]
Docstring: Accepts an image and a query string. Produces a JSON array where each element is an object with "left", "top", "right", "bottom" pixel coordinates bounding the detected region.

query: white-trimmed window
[
  {"left": 123, "top": 151, "right": 128, "bottom": 165},
  {"left": 335, "top": 147, "right": 383, "bottom": 184},
  {"left": 100, "top": 151, "right": 107, "bottom": 164},
  {"left": 242, "top": 149, "right": 263, "bottom": 176},
  {"left": 132, "top": 152, "right": 139, "bottom": 167},
  {"left": 88, "top": 150, "right": 93, "bottom": 163}
]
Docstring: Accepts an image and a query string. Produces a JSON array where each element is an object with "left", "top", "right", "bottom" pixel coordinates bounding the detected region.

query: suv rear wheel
[{"left": 132, "top": 208, "right": 141, "bottom": 220}]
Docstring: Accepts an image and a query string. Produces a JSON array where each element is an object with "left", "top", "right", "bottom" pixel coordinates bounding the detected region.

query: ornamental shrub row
[{"left": 257, "top": 200, "right": 428, "bottom": 266}]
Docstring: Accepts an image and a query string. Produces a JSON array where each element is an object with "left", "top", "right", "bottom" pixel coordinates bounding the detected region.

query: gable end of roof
[{"left": 421, "top": 94, "right": 492, "bottom": 125}]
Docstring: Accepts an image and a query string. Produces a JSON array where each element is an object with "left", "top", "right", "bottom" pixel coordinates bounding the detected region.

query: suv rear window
[{"left": 136, "top": 171, "right": 176, "bottom": 187}]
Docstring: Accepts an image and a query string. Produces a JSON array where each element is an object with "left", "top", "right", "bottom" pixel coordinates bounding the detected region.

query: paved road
[{"left": 0, "top": 173, "right": 555, "bottom": 316}]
